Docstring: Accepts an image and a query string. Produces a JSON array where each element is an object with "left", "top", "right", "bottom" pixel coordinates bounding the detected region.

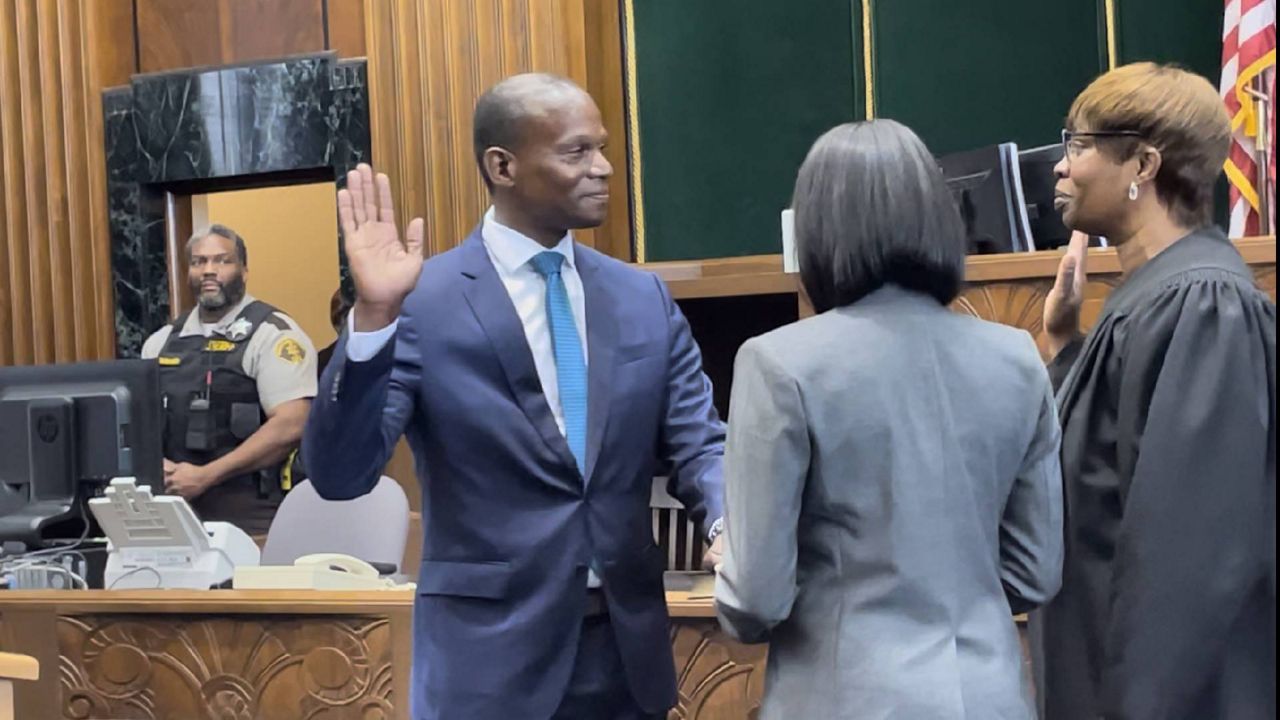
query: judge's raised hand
[
  {"left": 339, "top": 163, "right": 425, "bottom": 331},
  {"left": 1043, "top": 230, "right": 1088, "bottom": 357}
]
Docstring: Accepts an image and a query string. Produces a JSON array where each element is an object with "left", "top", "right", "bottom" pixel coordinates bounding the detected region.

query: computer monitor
[
  {"left": 0, "top": 359, "right": 163, "bottom": 545},
  {"left": 1018, "top": 144, "right": 1073, "bottom": 250},
  {"left": 939, "top": 143, "right": 1034, "bottom": 254}
]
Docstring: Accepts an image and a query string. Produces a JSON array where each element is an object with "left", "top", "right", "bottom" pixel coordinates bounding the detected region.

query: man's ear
[{"left": 483, "top": 147, "right": 517, "bottom": 189}]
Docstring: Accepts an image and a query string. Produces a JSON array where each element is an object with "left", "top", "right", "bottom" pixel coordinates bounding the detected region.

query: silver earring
[{"left": 1128, "top": 182, "right": 1139, "bottom": 201}]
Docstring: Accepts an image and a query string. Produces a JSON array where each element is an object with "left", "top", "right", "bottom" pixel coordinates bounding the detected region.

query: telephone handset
[
  {"left": 233, "top": 552, "right": 412, "bottom": 590},
  {"left": 294, "top": 553, "right": 379, "bottom": 577}
]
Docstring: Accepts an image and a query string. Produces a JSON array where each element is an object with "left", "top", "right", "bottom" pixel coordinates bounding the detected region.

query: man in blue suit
[{"left": 303, "top": 73, "right": 726, "bottom": 720}]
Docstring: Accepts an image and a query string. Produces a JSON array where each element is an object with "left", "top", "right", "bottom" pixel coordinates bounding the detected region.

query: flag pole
[{"left": 1244, "top": 77, "right": 1273, "bottom": 234}]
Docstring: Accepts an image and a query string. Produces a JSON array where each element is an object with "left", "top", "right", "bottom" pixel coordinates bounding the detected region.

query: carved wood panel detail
[
  {"left": 954, "top": 275, "right": 1122, "bottom": 358},
  {"left": 953, "top": 279, "right": 1054, "bottom": 331},
  {"left": 1253, "top": 265, "right": 1276, "bottom": 302},
  {"left": 56, "top": 615, "right": 394, "bottom": 720},
  {"left": 669, "top": 620, "right": 766, "bottom": 720},
  {"left": 952, "top": 261, "right": 1274, "bottom": 360}
]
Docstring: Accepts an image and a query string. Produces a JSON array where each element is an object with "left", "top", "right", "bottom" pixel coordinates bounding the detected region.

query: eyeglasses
[{"left": 1061, "top": 128, "right": 1144, "bottom": 161}]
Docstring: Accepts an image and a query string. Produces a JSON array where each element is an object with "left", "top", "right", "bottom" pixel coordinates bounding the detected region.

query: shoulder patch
[
  {"left": 265, "top": 313, "right": 292, "bottom": 331},
  {"left": 273, "top": 336, "right": 306, "bottom": 365}
]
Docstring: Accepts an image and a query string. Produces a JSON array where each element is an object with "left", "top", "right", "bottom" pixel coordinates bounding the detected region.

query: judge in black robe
[{"left": 1029, "top": 62, "right": 1277, "bottom": 720}]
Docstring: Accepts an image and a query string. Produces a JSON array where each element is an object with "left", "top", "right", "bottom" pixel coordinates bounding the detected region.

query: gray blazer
[{"left": 715, "top": 286, "right": 1063, "bottom": 720}]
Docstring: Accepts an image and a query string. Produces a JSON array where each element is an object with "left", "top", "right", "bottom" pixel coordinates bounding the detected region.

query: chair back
[
  {"left": 262, "top": 477, "right": 409, "bottom": 569},
  {"left": 650, "top": 477, "right": 705, "bottom": 571}
]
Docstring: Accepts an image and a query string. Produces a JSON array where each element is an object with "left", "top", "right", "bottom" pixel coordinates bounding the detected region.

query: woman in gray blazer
[{"left": 715, "top": 120, "right": 1064, "bottom": 720}]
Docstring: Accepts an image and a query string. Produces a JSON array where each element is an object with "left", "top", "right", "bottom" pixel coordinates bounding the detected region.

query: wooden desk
[{"left": 0, "top": 590, "right": 764, "bottom": 720}]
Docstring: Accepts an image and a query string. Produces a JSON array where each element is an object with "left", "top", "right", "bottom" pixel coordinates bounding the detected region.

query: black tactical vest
[{"left": 157, "top": 300, "right": 287, "bottom": 535}]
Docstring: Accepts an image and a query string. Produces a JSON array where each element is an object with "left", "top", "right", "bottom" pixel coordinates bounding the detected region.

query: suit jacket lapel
[
  {"left": 578, "top": 248, "right": 617, "bottom": 485},
  {"left": 457, "top": 232, "right": 581, "bottom": 480}
]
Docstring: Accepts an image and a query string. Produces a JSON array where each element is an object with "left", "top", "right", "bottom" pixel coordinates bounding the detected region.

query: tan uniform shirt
[{"left": 140, "top": 294, "right": 318, "bottom": 411}]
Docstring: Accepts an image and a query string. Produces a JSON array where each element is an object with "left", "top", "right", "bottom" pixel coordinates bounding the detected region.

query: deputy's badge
[
  {"left": 274, "top": 337, "right": 306, "bottom": 365},
  {"left": 226, "top": 317, "right": 253, "bottom": 341}
]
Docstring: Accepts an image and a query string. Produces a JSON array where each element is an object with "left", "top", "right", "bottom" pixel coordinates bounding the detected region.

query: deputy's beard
[{"left": 192, "top": 274, "right": 246, "bottom": 311}]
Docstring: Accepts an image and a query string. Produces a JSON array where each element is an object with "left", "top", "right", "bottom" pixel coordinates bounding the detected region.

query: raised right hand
[
  {"left": 338, "top": 163, "right": 425, "bottom": 330},
  {"left": 1043, "top": 230, "right": 1088, "bottom": 356}
]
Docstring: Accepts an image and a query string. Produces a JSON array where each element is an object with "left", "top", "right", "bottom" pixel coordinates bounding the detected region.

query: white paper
[{"left": 781, "top": 208, "right": 797, "bottom": 273}]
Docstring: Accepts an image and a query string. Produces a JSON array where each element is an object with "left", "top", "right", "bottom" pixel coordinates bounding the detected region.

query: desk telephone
[
  {"left": 233, "top": 553, "right": 412, "bottom": 590},
  {"left": 297, "top": 553, "right": 379, "bottom": 576}
]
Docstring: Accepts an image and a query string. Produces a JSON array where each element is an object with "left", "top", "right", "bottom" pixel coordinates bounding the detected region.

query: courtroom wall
[
  {"left": 0, "top": 0, "right": 359, "bottom": 366},
  {"left": 627, "top": 0, "right": 1226, "bottom": 261},
  {"left": 2, "top": 0, "right": 1231, "bottom": 366}
]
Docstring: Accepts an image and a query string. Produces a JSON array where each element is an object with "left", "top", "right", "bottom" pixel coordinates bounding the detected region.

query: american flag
[{"left": 1221, "top": 0, "right": 1276, "bottom": 237}]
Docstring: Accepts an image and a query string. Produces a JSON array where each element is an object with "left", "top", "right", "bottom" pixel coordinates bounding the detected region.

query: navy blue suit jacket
[{"left": 303, "top": 229, "right": 725, "bottom": 719}]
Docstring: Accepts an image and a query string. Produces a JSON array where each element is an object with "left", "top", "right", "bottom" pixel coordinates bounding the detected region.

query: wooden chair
[
  {"left": 0, "top": 652, "right": 38, "bottom": 720},
  {"left": 650, "top": 477, "right": 706, "bottom": 571}
]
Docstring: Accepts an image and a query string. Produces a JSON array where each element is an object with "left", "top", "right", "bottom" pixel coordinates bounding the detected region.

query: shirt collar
[
  {"left": 179, "top": 293, "right": 257, "bottom": 337},
  {"left": 481, "top": 207, "right": 575, "bottom": 275}
]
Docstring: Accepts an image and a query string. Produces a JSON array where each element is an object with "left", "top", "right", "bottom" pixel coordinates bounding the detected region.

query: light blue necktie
[{"left": 529, "top": 251, "right": 588, "bottom": 474}]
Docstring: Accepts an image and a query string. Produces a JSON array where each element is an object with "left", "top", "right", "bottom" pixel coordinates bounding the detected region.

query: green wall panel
[
  {"left": 872, "top": 0, "right": 1106, "bottom": 156},
  {"left": 1115, "top": 0, "right": 1222, "bottom": 81},
  {"left": 630, "top": 0, "right": 862, "bottom": 261},
  {"left": 626, "top": 0, "right": 1232, "bottom": 261}
]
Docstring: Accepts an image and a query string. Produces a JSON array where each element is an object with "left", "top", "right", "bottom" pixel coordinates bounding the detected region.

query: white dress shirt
[
  {"left": 345, "top": 209, "right": 601, "bottom": 586},
  {"left": 346, "top": 208, "right": 587, "bottom": 433}
]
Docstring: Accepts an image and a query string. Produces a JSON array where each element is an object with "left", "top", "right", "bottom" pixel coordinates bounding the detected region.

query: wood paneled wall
[
  {"left": 364, "top": 0, "right": 631, "bottom": 258},
  {"left": 135, "top": 0, "right": 327, "bottom": 72},
  {"left": 0, "top": 0, "right": 132, "bottom": 366},
  {"left": 0, "top": 0, "right": 627, "bottom": 368},
  {"left": 0, "top": 0, "right": 368, "bottom": 367},
  {"left": 138, "top": 0, "right": 633, "bottom": 258},
  {"left": 326, "top": 0, "right": 366, "bottom": 60}
]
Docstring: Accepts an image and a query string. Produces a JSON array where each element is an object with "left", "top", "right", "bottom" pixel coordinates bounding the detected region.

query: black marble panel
[
  {"left": 222, "top": 57, "right": 333, "bottom": 175},
  {"left": 330, "top": 60, "right": 371, "bottom": 179},
  {"left": 104, "top": 53, "right": 370, "bottom": 357},
  {"left": 130, "top": 69, "right": 225, "bottom": 183},
  {"left": 105, "top": 88, "right": 168, "bottom": 354},
  {"left": 330, "top": 61, "right": 370, "bottom": 304}
]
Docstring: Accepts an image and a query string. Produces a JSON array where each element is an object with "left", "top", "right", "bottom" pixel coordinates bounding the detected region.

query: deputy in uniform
[{"left": 141, "top": 224, "right": 317, "bottom": 535}]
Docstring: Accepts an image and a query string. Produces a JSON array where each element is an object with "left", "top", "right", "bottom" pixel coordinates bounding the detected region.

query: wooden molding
[
  {"left": 163, "top": 192, "right": 194, "bottom": 318},
  {"left": 0, "top": 589, "right": 721, "bottom": 618},
  {"left": 0, "top": 590, "right": 414, "bottom": 614},
  {"left": 642, "top": 236, "right": 1277, "bottom": 301},
  {"left": 641, "top": 255, "right": 797, "bottom": 299}
]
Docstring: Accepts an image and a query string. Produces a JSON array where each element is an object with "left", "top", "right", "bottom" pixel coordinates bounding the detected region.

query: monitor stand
[{"left": 0, "top": 399, "right": 79, "bottom": 545}]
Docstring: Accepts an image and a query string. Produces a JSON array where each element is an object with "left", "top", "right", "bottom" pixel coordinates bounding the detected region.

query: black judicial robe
[{"left": 1029, "top": 227, "right": 1277, "bottom": 720}]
